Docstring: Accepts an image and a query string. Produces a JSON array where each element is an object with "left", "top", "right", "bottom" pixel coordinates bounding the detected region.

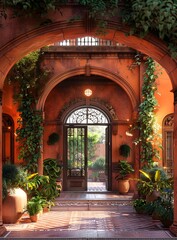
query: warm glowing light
[
  {"left": 126, "top": 131, "right": 133, "bottom": 137},
  {"left": 84, "top": 88, "right": 92, "bottom": 97}
]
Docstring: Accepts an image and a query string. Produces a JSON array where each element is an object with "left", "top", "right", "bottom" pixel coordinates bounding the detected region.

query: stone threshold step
[{"left": 51, "top": 200, "right": 133, "bottom": 211}]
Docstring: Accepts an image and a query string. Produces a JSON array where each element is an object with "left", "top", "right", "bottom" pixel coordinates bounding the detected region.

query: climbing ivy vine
[
  {"left": 8, "top": 51, "right": 48, "bottom": 172},
  {"left": 134, "top": 57, "right": 161, "bottom": 167}
]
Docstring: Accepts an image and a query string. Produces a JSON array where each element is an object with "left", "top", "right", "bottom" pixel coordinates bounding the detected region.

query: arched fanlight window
[{"left": 66, "top": 107, "right": 109, "bottom": 124}]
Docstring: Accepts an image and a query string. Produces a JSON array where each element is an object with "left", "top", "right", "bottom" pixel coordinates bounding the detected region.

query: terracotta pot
[
  {"left": 146, "top": 190, "right": 160, "bottom": 203},
  {"left": 30, "top": 215, "right": 38, "bottom": 222},
  {"left": 117, "top": 179, "right": 130, "bottom": 194},
  {"left": 43, "top": 207, "right": 50, "bottom": 213},
  {"left": 2, "top": 188, "right": 27, "bottom": 223}
]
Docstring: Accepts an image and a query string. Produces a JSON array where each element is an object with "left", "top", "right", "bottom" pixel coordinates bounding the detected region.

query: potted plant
[
  {"left": 26, "top": 196, "right": 43, "bottom": 222},
  {"left": 2, "top": 164, "right": 27, "bottom": 223},
  {"left": 119, "top": 144, "right": 131, "bottom": 158},
  {"left": 115, "top": 160, "right": 134, "bottom": 194},
  {"left": 47, "top": 132, "right": 60, "bottom": 145},
  {"left": 135, "top": 168, "right": 172, "bottom": 202},
  {"left": 132, "top": 198, "right": 146, "bottom": 214}
]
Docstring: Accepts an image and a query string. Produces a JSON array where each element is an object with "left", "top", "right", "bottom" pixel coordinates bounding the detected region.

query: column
[
  {"left": 37, "top": 111, "right": 44, "bottom": 176},
  {"left": 170, "top": 90, "right": 177, "bottom": 236},
  {"left": 0, "top": 90, "right": 6, "bottom": 235}
]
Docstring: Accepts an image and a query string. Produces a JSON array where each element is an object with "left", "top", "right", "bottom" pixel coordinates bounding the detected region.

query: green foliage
[
  {"left": 133, "top": 57, "right": 161, "bottom": 166},
  {"left": 47, "top": 132, "right": 60, "bottom": 145},
  {"left": 123, "top": 0, "right": 177, "bottom": 58},
  {"left": 1, "top": 1, "right": 177, "bottom": 57},
  {"left": 132, "top": 198, "right": 146, "bottom": 214},
  {"left": 42, "top": 158, "right": 62, "bottom": 201},
  {"left": 78, "top": 0, "right": 118, "bottom": 34},
  {"left": 4, "top": 0, "right": 66, "bottom": 17},
  {"left": 8, "top": 51, "right": 48, "bottom": 172},
  {"left": 119, "top": 144, "right": 131, "bottom": 158},
  {"left": 23, "top": 173, "right": 49, "bottom": 194},
  {"left": 22, "top": 159, "right": 61, "bottom": 206},
  {"left": 79, "top": 0, "right": 118, "bottom": 18},
  {"left": 68, "top": 129, "right": 100, "bottom": 167},
  {"left": 91, "top": 157, "right": 105, "bottom": 171},
  {"left": 2, "top": 164, "right": 20, "bottom": 199},
  {"left": 26, "top": 196, "right": 43, "bottom": 216},
  {"left": 136, "top": 168, "right": 173, "bottom": 197},
  {"left": 115, "top": 160, "right": 134, "bottom": 180}
]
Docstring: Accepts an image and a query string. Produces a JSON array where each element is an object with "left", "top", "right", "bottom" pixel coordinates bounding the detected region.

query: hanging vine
[
  {"left": 8, "top": 51, "right": 48, "bottom": 172},
  {"left": 134, "top": 57, "right": 161, "bottom": 167}
]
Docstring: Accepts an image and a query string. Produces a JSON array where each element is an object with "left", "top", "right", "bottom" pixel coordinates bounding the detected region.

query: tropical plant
[
  {"left": 115, "top": 160, "right": 134, "bottom": 180},
  {"left": 41, "top": 158, "right": 62, "bottom": 201},
  {"left": 135, "top": 168, "right": 173, "bottom": 198},
  {"left": 119, "top": 144, "right": 131, "bottom": 158}
]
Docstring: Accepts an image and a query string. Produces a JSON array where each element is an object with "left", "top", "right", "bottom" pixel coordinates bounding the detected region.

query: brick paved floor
[{"left": 2, "top": 205, "right": 174, "bottom": 239}]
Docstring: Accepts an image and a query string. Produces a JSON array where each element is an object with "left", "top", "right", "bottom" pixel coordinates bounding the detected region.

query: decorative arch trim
[
  {"left": 37, "top": 66, "right": 138, "bottom": 112},
  {"left": 0, "top": 19, "right": 176, "bottom": 88},
  {"left": 58, "top": 97, "right": 117, "bottom": 124}
]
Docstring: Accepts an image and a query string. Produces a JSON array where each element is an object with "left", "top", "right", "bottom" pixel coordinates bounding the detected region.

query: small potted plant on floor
[
  {"left": 132, "top": 198, "right": 146, "bottom": 214},
  {"left": 115, "top": 160, "right": 134, "bottom": 194},
  {"left": 26, "top": 196, "right": 43, "bottom": 222}
]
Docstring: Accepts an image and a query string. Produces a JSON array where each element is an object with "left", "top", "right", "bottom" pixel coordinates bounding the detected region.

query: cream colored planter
[{"left": 2, "top": 188, "right": 27, "bottom": 223}]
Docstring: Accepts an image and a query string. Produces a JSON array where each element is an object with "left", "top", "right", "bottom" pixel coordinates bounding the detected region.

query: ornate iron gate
[
  {"left": 65, "top": 126, "right": 87, "bottom": 191},
  {"left": 63, "top": 107, "right": 111, "bottom": 191}
]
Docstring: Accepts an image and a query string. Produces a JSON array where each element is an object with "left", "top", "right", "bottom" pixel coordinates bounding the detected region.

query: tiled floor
[
  {"left": 87, "top": 182, "right": 106, "bottom": 192},
  {"left": 2, "top": 192, "right": 175, "bottom": 239}
]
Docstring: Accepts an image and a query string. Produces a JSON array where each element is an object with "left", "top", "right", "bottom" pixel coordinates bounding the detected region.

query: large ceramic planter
[
  {"left": 2, "top": 188, "right": 27, "bottom": 223},
  {"left": 117, "top": 179, "right": 130, "bottom": 194}
]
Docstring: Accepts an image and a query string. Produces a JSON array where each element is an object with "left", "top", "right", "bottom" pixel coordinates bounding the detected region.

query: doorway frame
[{"left": 62, "top": 105, "right": 113, "bottom": 191}]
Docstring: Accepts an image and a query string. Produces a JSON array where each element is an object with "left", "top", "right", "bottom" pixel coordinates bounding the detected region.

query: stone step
[{"left": 51, "top": 199, "right": 133, "bottom": 211}]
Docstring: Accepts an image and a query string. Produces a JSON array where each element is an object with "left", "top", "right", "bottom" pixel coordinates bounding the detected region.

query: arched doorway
[
  {"left": 63, "top": 106, "right": 112, "bottom": 192},
  {"left": 0, "top": 4, "right": 177, "bottom": 236}
]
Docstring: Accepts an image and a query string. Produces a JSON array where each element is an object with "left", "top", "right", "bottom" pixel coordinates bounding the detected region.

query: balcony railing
[{"left": 50, "top": 37, "right": 125, "bottom": 47}]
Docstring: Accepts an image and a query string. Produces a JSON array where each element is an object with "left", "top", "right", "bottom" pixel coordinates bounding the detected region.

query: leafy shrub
[{"left": 91, "top": 157, "right": 105, "bottom": 171}]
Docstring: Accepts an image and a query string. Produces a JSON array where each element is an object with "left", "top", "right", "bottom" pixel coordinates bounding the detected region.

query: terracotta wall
[{"left": 1, "top": 51, "right": 173, "bottom": 191}]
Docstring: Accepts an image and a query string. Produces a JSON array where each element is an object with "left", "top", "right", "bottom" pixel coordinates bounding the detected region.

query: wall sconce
[{"left": 126, "top": 131, "right": 133, "bottom": 137}]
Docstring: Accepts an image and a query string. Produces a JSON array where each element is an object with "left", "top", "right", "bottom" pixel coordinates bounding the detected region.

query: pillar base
[
  {"left": 0, "top": 225, "right": 6, "bottom": 236},
  {"left": 170, "top": 224, "right": 177, "bottom": 236}
]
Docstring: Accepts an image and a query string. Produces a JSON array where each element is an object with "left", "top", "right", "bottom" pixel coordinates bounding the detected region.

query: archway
[
  {"left": 0, "top": 5, "right": 177, "bottom": 235},
  {"left": 63, "top": 106, "right": 111, "bottom": 192}
]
